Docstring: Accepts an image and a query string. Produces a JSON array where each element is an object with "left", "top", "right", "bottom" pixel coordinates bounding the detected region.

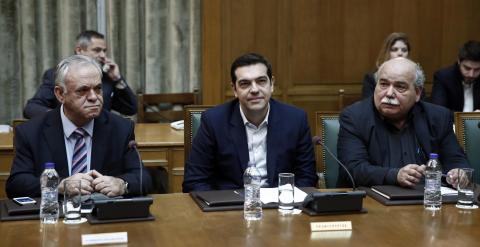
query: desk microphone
[
  {"left": 312, "top": 136, "right": 357, "bottom": 190},
  {"left": 128, "top": 140, "right": 143, "bottom": 195},
  {"left": 301, "top": 136, "right": 367, "bottom": 215}
]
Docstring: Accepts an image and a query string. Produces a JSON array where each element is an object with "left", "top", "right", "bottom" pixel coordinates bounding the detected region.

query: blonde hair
[{"left": 375, "top": 32, "right": 411, "bottom": 69}]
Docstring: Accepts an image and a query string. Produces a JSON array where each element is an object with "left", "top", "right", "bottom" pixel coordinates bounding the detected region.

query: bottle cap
[
  {"left": 429, "top": 153, "right": 438, "bottom": 159},
  {"left": 44, "top": 162, "right": 55, "bottom": 169}
]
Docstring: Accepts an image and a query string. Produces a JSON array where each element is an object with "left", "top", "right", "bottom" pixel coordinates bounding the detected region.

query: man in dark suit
[
  {"left": 23, "top": 30, "right": 137, "bottom": 119},
  {"left": 431, "top": 40, "right": 480, "bottom": 112},
  {"left": 183, "top": 53, "right": 317, "bottom": 192},
  {"left": 337, "top": 57, "right": 469, "bottom": 188},
  {"left": 7, "top": 55, "right": 151, "bottom": 198}
]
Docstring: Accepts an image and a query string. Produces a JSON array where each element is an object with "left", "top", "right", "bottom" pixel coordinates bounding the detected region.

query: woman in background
[{"left": 362, "top": 32, "right": 411, "bottom": 98}]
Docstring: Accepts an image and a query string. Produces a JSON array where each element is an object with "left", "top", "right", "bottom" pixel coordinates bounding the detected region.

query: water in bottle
[
  {"left": 243, "top": 161, "right": 262, "bottom": 220},
  {"left": 40, "top": 162, "right": 60, "bottom": 224},
  {"left": 424, "top": 153, "right": 442, "bottom": 211}
]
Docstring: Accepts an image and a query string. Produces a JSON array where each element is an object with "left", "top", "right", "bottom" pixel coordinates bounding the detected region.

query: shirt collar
[
  {"left": 239, "top": 103, "right": 270, "bottom": 128},
  {"left": 60, "top": 105, "right": 94, "bottom": 138}
]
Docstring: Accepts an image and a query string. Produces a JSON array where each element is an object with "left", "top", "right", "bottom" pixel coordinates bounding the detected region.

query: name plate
[
  {"left": 310, "top": 221, "right": 352, "bottom": 232},
  {"left": 81, "top": 232, "right": 128, "bottom": 245}
]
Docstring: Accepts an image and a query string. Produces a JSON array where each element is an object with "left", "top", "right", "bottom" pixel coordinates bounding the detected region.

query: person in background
[
  {"left": 362, "top": 32, "right": 424, "bottom": 99},
  {"left": 183, "top": 53, "right": 318, "bottom": 192},
  {"left": 7, "top": 55, "right": 151, "bottom": 198},
  {"left": 23, "top": 30, "right": 137, "bottom": 119},
  {"left": 337, "top": 57, "right": 469, "bottom": 188},
  {"left": 431, "top": 40, "right": 480, "bottom": 112}
]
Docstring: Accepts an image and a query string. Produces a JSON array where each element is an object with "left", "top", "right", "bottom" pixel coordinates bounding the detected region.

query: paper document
[
  {"left": 0, "top": 125, "right": 11, "bottom": 133},
  {"left": 441, "top": 186, "right": 458, "bottom": 196},
  {"left": 260, "top": 187, "right": 307, "bottom": 204}
]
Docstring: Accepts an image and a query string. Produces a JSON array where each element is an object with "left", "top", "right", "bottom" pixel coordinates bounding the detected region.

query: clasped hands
[
  {"left": 58, "top": 170, "right": 126, "bottom": 197},
  {"left": 397, "top": 164, "right": 467, "bottom": 188}
]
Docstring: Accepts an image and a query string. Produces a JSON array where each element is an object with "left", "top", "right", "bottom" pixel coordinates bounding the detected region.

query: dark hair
[
  {"left": 230, "top": 53, "right": 272, "bottom": 82},
  {"left": 458, "top": 40, "right": 480, "bottom": 62},
  {"left": 75, "top": 30, "right": 105, "bottom": 50}
]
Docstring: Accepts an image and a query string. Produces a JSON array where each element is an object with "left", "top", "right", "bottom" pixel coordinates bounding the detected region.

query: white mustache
[{"left": 381, "top": 97, "right": 400, "bottom": 106}]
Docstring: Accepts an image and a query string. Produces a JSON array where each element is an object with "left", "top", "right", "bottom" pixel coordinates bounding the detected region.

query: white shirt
[
  {"left": 463, "top": 81, "right": 474, "bottom": 112},
  {"left": 60, "top": 105, "right": 94, "bottom": 176},
  {"left": 239, "top": 104, "right": 270, "bottom": 187}
]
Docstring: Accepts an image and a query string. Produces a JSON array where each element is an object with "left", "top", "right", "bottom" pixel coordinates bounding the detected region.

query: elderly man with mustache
[{"left": 336, "top": 57, "right": 470, "bottom": 188}]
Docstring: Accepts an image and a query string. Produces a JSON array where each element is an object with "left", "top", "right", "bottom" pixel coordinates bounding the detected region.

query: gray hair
[
  {"left": 376, "top": 57, "right": 425, "bottom": 88},
  {"left": 414, "top": 63, "right": 425, "bottom": 88},
  {"left": 55, "top": 55, "right": 102, "bottom": 90}
]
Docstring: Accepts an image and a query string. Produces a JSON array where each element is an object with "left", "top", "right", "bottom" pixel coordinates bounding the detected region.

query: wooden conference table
[
  {"left": 0, "top": 123, "right": 185, "bottom": 197},
  {"left": 0, "top": 192, "right": 479, "bottom": 246}
]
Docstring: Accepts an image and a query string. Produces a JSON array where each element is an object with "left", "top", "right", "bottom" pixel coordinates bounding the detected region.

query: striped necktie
[{"left": 71, "top": 128, "right": 88, "bottom": 174}]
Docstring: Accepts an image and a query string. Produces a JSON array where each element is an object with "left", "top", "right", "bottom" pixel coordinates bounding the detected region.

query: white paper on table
[
  {"left": 260, "top": 187, "right": 308, "bottom": 204},
  {"left": 441, "top": 186, "right": 458, "bottom": 196},
  {"left": 0, "top": 125, "right": 11, "bottom": 133}
]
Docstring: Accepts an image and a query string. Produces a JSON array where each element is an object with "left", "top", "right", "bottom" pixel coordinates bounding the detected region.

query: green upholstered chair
[
  {"left": 314, "top": 112, "right": 341, "bottom": 188},
  {"left": 454, "top": 112, "right": 480, "bottom": 183},
  {"left": 184, "top": 105, "right": 213, "bottom": 161}
]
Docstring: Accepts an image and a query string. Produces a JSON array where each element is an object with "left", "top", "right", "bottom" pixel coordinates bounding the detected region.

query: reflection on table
[{"left": 0, "top": 192, "right": 479, "bottom": 246}]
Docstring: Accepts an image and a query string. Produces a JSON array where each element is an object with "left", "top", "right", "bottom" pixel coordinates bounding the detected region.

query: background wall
[
  {"left": 202, "top": 0, "right": 480, "bottom": 127},
  {"left": 1, "top": 0, "right": 480, "bottom": 126},
  {"left": 0, "top": 0, "right": 200, "bottom": 124}
]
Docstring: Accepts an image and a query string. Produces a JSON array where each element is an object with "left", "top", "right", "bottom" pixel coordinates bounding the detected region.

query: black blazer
[
  {"left": 337, "top": 98, "right": 469, "bottom": 187},
  {"left": 431, "top": 63, "right": 480, "bottom": 111},
  {"left": 23, "top": 68, "right": 137, "bottom": 118},
  {"left": 182, "top": 99, "right": 318, "bottom": 192},
  {"left": 6, "top": 107, "right": 152, "bottom": 198}
]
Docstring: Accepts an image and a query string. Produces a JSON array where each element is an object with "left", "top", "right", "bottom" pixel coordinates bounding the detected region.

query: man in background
[
  {"left": 183, "top": 53, "right": 317, "bottom": 192},
  {"left": 7, "top": 55, "right": 151, "bottom": 198},
  {"left": 431, "top": 40, "right": 480, "bottom": 112},
  {"left": 23, "top": 30, "right": 137, "bottom": 118},
  {"left": 337, "top": 57, "right": 469, "bottom": 188}
]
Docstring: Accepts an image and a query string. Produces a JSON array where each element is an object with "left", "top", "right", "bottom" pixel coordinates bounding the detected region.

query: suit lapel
[
  {"left": 370, "top": 101, "right": 389, "bottom": 164},
  {"left": 412, "top": 104, "right": 433, "bottom": 156},
  {"left": 229, "top": 103, "right": 249, "bottom": 171},
  {"left": 266, "top": 100, "right": 279, "bottom": 185},
  {"left": 91, "top": 111, "right": 109, "bottom": 171},
  {"left": 43, "top": 108, "right": 69, "bottom": 177}
]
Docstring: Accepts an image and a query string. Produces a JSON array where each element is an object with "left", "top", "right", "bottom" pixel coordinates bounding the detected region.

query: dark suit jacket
[
  {"left": 6, "top": 107, "right": 152, "bottom": 198},
  {"left": 337, "top": 98, "right": 469, "bottom": 187},
  {"left": 182, "top": 99, "right": 318, "bottom": 192},
  {"left": 361, "top": 72, "right": 377, "bottom": 99},
  {"left": 431, "top": 63, "right": 480, "bottom": 111},
  {"left": 23, "top": 68, "right": 137, "bottom": 119}
]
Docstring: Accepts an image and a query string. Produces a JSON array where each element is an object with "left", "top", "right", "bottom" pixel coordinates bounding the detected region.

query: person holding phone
[{"left": 23, "top": 30, "right": 137, "bottom": 119}]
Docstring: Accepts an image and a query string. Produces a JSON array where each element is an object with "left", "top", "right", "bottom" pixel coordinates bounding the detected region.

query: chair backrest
[
  {"left": 184, "top": 105, "right": 213, "bottom": 161},
  {"left": 454, "top": 112, "right": 480, "bottom": 183},
  {"left": 137, "top": 91, "right": 199, "bottom": 123},
  {"left": 11, "top": 119, "right": 28, "bottom": 149},
  {"left": 315, "top": 112, "right": 341, "bottom": 188},
  {"left": 337, "top": 89, "right": 359, "bottom": 111}
]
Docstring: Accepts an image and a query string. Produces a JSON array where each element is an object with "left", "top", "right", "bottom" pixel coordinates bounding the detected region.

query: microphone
[
  {"left": 128, "top": 140, "right": 144, "bottom": 195},
  {"left": 312, "top": 136, "right": 357, "bottom": 190},
  {"left": 301, "top": 136, "right": 366, "bottom": 216}
]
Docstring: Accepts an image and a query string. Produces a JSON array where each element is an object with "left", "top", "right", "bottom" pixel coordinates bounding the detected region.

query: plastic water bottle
[
  {"left": 40, "top": 162, "right": 60, "bottom": 224},
  {"left": 243, "top": 161, "right": 262, "bottom": 220},
  {"left": 424, "top": 153, "right": 442, "bottom": 211}
]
